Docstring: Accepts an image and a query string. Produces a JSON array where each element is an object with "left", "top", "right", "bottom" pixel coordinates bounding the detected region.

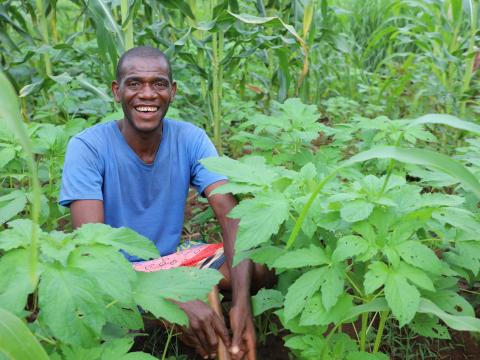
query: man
[{"left": 60, "top": 46, "right": 271, "bottom": 359}]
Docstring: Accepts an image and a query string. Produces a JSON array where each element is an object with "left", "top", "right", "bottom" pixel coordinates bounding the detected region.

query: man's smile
[{"left": 134, "top": 106, "right": 159, "bottom": 113}]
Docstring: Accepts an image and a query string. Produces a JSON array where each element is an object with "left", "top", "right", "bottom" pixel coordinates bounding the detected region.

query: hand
[
  {"left": 179, "top": 300, "right": 231, "bottom": 359},
  {"left": 229, "top": 302, "right": 256, "bottom": 360}
]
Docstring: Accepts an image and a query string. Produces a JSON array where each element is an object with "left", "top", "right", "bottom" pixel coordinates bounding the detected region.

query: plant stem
[
  {"left": 121, "top": 0, "right": 134, "bottom": 50},
  {"left": 34, "top": 0, "right": 52, "bottom": 76},
  {"left": 373, "top": 310, "right": 389, "bottom": 353},
  {"left": 161, "top": 325, "right": 176, "bottom": 360},
  {"left": 212, "top": 29, "right": 224, "bottom": 153},
  {"left": 360, "top": 312, "right": 368, "bottom": 352}
]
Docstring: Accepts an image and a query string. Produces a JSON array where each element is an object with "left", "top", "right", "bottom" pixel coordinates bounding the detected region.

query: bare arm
[
  {"left": 205, "top": 180, "right": 256, "bottom": 360},
  {"left": 70, "top": 200, "right": 104, "bottom": 229}
]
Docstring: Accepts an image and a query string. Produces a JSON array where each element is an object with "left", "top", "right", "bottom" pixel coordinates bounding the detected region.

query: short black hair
[{"left": 116, "top": 46, "right": 172, "bottom": 82}]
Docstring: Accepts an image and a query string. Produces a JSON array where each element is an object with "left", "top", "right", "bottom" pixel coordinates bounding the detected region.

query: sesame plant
[{"left": 203, "top": 99, "right": 480, "bottom": 359}]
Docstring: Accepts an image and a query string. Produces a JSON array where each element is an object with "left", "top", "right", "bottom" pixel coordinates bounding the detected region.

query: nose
[{"left": 139, "top": 83, "right": 156, "bottom": 99}]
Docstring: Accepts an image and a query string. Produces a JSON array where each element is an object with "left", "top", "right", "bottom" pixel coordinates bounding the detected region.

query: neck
[{"left": 117, "top": 119, "right": 163, "bottom": 164}]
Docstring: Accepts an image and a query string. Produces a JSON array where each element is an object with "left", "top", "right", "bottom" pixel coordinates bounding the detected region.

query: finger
[
  {"left": 245, "top": 330, "right": 256, "bottom": 360},
  {"left": 191, "top": 325, "right": 210, "bottom": 358},
  {"left": 211, "top": 313, "right": 231, "bottom": 348},
  {"left": 204, "top": 321, "right": 219, "bottom": 354}
]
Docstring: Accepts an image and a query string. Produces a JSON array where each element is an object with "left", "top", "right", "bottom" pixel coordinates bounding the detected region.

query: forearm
[{"left": 222, "top": 217, "right": 253, "bottom": 305}]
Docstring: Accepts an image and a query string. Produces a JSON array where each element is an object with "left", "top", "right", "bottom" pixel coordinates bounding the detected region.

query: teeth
[{"left": 136, "top": 106, "right": 158, "bottom": 112}]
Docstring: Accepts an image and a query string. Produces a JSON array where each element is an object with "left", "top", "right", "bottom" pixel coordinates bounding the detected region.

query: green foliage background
[{"left": 0, "top": 0, "right": 479, "bottom": 359}]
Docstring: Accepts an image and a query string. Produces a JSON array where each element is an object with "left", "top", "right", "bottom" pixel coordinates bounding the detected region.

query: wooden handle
[{"left": 208, "top": 286, "right": 231, "bottom": 360}]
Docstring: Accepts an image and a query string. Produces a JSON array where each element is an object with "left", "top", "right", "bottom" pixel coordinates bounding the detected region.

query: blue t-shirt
[{"left": 59, "top": 119, "right": 226, "bottom": 259}]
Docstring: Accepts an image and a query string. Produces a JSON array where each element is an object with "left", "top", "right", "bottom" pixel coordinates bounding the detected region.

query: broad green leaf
[
  {"left": 395, "top": 241, "right": 442, "bottom": 273},
  {"left": 0, "top": 249, "right": 35, "bottom": 315},
  {"left": 407, "top": 114, "right": 480, "bottom": 135},
  {"left": 69, "top": 245, "right": 137, "bottom": 305},
  {"left": 339, "top": 298, "right": 389, "bottom": 324},
  {"left": 40, "top": 231, "right": 75, "bottom": 266},
  {"left": 133, "top": 268, "right": 220, "bottom": 325},
  {"left": 39, "top": 265, "right": 106, "bottom": 347},
  {"left": 0, "top": 308, "right": 49, "bottom": 360},
  {"left": 340, "top": 200, "right": 374, "bottom": 223},
  {"left": 201, "top": 156, "right": 279, "bottom": 186},
  {"left": 0, "top": 147, "right": 15, "bottom": 168},
  {"left": 211, "top": 183, "right": 261, "bottom": 195},
  {"left": 432, "top": 207, "right": 480, "bottom": 235},
  {"left": 364, "top": 261, "right": 389, "bottom": 294},
  {"left": 248, "top": 245, "right": 285, "bottom": 267},
  {"left": 342, "top": 146, "right": 480, "bottom": 199},
  {"left": 273, "top": 245, "right": 328, "bottom": 268},
  {"left": 0, "top": 190, "right": 26, "bottom": 225},
  {"left": 252, "top": 289, "right": 284, "bottom": 316},
  {"left": 397, "top": 262, "right": 435, "bottom": 291},
  {"left": 74, "top": 224, "right": 159, "bottom": 259},
  {"left": 0, "top": 219, "right": 39, "bottom": 251},
  {"left": 284, "top": 267, "right": 327, "bottom": 321},
  {"left": 101, "top": 338, "right": 158, "bottom": 360},
  {"left": 230, "top": 192, "right": 290, "bottom": 251},
  {"left": 385, "top": 273, "right": 420, "bottom": 326},
  {"left": 429, "top": 290, "right": 474, "bottom": 317},
  {"left": 410, "top": 314, "right": 450, "bottom": 339},
  {"left": 134, "top": 295, "right": 187, "bottom": 325},
  {"left": 418, "top": 299, "right": 480, "bottom": 332},
  {"left": 332, "top": 235, "right": 369, "bottom": 262},
  {"left": 300, "top": 293, "right": 353, "bottom": 326},
  {"left": 443, "top": 242, "right": 480, "bottom": 275},
  {"left": 104, "top": 303, "right": 143, "bottom": 331},
  {"left": 133, "top": 268, "right": 221, "bottom": 302},
  {"left": 321, "top": 264, "right": 345, "bottom": 310}
]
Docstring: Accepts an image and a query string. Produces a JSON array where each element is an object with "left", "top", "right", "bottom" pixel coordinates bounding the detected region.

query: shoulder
[
  {"left": 164, "top": 118, "right": 206, "bottom": 136},
  {"left": 68, "top": 121, "right": 117, "bottom": 153}
]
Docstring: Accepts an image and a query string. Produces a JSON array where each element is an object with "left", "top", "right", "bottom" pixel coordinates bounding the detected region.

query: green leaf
[
  {"left": 69, "top": 245, "right": 137, "bottom": 305},
  {"left": 340, "top": 200, "right": 374, "bottom": 223},
  {"left": 134, "top": 296, "right": 187, "bottom": 325},
  {"left": 133, "top": 268, "right": 221, "bottom": 324},
  {"left": 385, "top": 273, "right": 420, "bottom": 326},
  {"left": 395, "top": 241, "right": 442, "bottom": 273},
  {"left": 104, "top": 303, "right": 143, "bottom": 331},
  {"left": 342, "top": 147, "right": 480, "bottom": 199},
  {"left": 284, "top": 267, "right": 327, "bottom": 321},
  {"left": 364, "top": 261, "right": 389, "bottom": 295},
  {"left": 332, "top": 235, "right": 369, "bottom": 262},
  {"left": 252, "top": 289, "right": 284, "bottom": 316},
  {"left": 410, "top": 314, "right": 450, "bottom": 339},
  {"left": 39, "top": 265, "right": 106, "bottom": 347},
  {"left": 418, "top": 299, "right": 480, "bottom": 332},
  {"left": 74, "top": 224, "right": 159, "bottom": 259},
  {"left": 230, "top": 193, "right": 290, "bottom": 251},
  {"left": 429, "top": 290, "right": 474, "bottom": 317},
  {"left": 211, "top": 183, "right": 261, "bottom": 195},
  {"left": 407, "top": 114, "right": 480, "bottom": 135},
  {"left": 0, "top": 190, "right": 26, "bottom": 225},
  {"left": 0, "top": 249, "right": 35, "bottom": 315},
  {"left": 201, "top": 156, "right": 279, "bottom": 186},
  {"left": 300, "top": 294, "right": 353, "bottom": 326},
  {"left": 0, "top": 147, "right": 15, "bottom": 168},
  {"left": 40, "top": 231, "right": 75, "bottom": 266},
  {"left": 321, "top": 264, "right": 345, "bottom": 310},
  {"left": 0, "top": 308, "right": 49, "bottom": 360},
  {"left": 273, "top": 245, "right": 329, "bottom": 268},
  {"left": 0, "top": 219, "right": 39, "bottom": 251},
  {"left": 432, "top": 207, "right": 480, "bottom": 235},
  {"left": 397, "top": 262, "right": 435, "bottom": 291}
]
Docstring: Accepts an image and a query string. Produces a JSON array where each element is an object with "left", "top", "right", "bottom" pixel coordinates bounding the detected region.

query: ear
[
  {"left": 111, "top": 80, "right": 120, "bottom": 102},
  {"left": 170, "top": 81, "right": 177, "bottom": 101}
]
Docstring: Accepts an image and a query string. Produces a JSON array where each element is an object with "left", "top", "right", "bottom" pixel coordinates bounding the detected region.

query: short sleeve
[
  {"left": 59, "top": 137, "right": 104, "bottom": 207},
  {"left": 189, "top": 130, "right": 227, "bottom": 196}
]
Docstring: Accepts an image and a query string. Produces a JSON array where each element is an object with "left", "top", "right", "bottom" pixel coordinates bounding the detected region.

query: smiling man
[{"left": 59, "top": 46, "right": 270, "bottom": 360}]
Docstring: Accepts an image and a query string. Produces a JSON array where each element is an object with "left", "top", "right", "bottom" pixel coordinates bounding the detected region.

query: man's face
[{"left": 112, "top": 56, "right": 177, "bottom": 134}]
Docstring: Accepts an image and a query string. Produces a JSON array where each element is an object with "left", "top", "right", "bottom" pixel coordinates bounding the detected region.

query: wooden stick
[{"left": 208, "top": 286, "right": 231, "bottom": 360}]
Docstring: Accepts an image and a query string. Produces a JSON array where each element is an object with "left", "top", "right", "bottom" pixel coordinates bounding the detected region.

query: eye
[
  {"left": 154, "top": 80, "right": 170, "bottom": 90},
  {"left": 127, "top": 81, "right": 140, "bottom": 89}
]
